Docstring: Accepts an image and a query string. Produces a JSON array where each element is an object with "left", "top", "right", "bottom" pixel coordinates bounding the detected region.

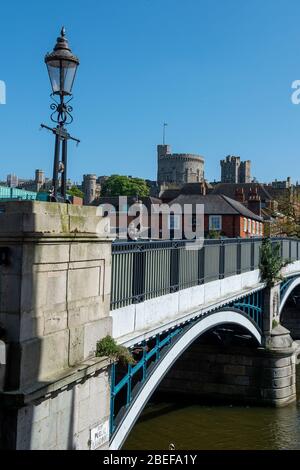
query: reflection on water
[{"left": 123, "top": 367, "right": 300, "bottom": 450}]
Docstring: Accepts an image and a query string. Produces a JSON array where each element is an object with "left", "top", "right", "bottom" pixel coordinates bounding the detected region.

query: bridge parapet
[
  {"left": 111, "top": 238, "right": 300, "bottom": 310},
  {"left": 0, "top": 201, "right": 113, "bottom": 450},
  {"left": 110, "top": 238, "right": 300, "bottom": 346}
]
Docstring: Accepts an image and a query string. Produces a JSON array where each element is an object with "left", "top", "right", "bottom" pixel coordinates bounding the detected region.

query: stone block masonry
[
  {"left": 0, "top": 201, "right": 113, "bottom": 449},
  {"left": 159, "top": 341, "right": 298, "bottom": 408}
]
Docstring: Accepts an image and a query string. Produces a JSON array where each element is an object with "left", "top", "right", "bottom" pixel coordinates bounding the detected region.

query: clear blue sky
[{"left": 1, "top": 0, "right": 300, "bottom": 184}]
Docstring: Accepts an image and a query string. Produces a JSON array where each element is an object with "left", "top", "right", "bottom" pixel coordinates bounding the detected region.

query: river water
[{"left": 123, "top": 366, "right": 300, "bottom": 450}]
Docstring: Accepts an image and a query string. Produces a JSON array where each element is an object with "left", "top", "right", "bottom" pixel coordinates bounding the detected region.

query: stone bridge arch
[
  {"left": 280, "top": 275, "right": 300, "bottom": 339},
  {"left": 280, "top": 275, "right": 300, "bottom": 317},
  {"left": 109, "top": 309, "right": 262, "bottom": 450}
]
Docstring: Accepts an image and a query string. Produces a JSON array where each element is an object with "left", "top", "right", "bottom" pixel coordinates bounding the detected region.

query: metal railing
[
  {"left": 0, "top": 185, "right": 37, "bottom": 201},
  {"left": 110, "top": 237, "right": 300, "bottom": 310}
]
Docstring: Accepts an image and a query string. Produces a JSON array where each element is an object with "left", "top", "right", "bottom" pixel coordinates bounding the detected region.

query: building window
[
  {"left": 209, "top": 215, "right": 222, "bottom": 231},
  {"left": 243, "top": 218, "right": 247, "bottom": 232},
  {"left": 252, "top": 220, "right": 255, "bottom": 234},
  {"left": 256, "top": 221, "right": 259, "bottom": 234},
  {"left": 248, "top": 219, "right": 251, "bottom": 233},
  {"left": 168, "top": 214, "right": 181, "bottom": 230},
  {"left": 260, "top": 223, "right": 263, "bottom": 235}
]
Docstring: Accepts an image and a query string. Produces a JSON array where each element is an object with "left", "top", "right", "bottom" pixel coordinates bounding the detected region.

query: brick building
[{"left": 169, "top": 194, "right": 264, "bottom": 238}]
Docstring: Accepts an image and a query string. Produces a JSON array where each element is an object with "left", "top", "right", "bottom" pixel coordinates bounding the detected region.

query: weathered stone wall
[
  {"left": 0, "top": 201, "right": 113, "bottom": 449},
  {"left": 159, "top": 342, "right": 297, "bottom": 407},
  {"left": 1, "top": 360, "right": 110, "bottom": 450},
  {"left": 16, "top": 366, "right": 110, "bottom": 450}
]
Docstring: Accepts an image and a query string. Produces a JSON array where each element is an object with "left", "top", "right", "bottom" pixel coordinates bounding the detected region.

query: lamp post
[{"left": 41, "top": 27, "right": 80, "bottom": 201}]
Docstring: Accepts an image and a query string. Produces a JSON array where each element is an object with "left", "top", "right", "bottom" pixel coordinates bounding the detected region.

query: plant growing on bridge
[
  {"left": 96, "top": 335, "right": 136, "bottom": 365},
  {"left": 259, "top": 238, "right": 289, "bottom": 288}
]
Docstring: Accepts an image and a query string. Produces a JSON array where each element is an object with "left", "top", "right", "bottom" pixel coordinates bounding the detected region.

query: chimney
[
  {"left": 235, "top": 187, "right": 245, "bottom": 203},
  {"left": 247, "top": 187, "right": 261, "bottom": 216},
  {"left": 200, "top": 181, "right": 207, "bottom": 196}
]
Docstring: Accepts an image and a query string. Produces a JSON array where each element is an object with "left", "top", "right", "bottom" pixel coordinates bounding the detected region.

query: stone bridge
[
  {"left": 0, "top": 202, "right": 299, "bottom": 450},
  {"left": 108, "top": 239, "right": 300, "bottom": 449}
]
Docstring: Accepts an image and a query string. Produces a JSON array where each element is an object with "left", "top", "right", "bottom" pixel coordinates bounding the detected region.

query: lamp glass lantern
[{"left": 45, "top": 27, "right": 79, "bottom": 97}]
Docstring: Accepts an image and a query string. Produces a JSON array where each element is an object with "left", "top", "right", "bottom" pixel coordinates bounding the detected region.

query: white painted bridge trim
[
  {"left": 109, "top": 310, "right": 262, "bottom": 450},
  {"left": 111, "top": 270, "right": 262, "bottom": 346},
  {"left": 111, "top": 262, "right": 300, "bottom": 348},
  {"left": 119, "top": 283, "right": 264, "bottom": 348}
]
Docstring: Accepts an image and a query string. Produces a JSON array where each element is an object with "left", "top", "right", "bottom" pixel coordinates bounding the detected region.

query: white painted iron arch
[
  {"left": 109, "top": 310, "right": 262, "bottom": 450},
  {"left": 280, "top": 276, "right": 300, "bottom": 316}
]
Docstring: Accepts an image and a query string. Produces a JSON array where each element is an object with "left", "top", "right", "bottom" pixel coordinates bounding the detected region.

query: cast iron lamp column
[{"left": 41, "top": 27, "right": 80, "bottom": 201}]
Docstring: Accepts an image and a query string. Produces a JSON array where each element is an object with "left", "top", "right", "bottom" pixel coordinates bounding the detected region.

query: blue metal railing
[
  {"left": 280, "top": 275, "right": 299, "bottom": 300},
  {"left": 110, "top": 287, "right": 265, "bottom": 438},
  {"left": 110, "top": 326, "right": 183, "bottom": 435},
  {"left": 0, "top": 186, "right": 37, "bottom": 201},
  {"left": 231, "top": 290, "right": 264, "bottom": 330}
]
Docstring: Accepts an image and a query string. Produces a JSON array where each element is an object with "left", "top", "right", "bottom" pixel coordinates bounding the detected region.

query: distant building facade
[
  {"left": 220, "top": 155, "right": 251, "bottom": 183},
  {"left": 270, "top": 177, "right": 292, "bottom": 189},
  {"left": 157, "top": 144, "right": 205, "bottom": 186},
  {"left": 93, "top": 193, "right": 263, "bottom": 240},
  {"left": 169, "top": 193, "right": 264, "bottom": 239},
  {"left": 7, "top": 174, "right": 19, "bottom": 188},
  {"left": 13, "top": 169, "right": 52, "bottom": 193}
]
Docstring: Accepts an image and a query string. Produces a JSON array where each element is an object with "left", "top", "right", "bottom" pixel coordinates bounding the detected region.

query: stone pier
[{"left": 0, "top": 201, "right": 112, "bottom": 450}]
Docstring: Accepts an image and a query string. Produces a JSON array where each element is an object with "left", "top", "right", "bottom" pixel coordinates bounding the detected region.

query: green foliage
[
  {"left": 101, "top": 175, "right": 150, "bottom": 197},
  {"left": 96, "top": 335, "right": 136, "bottom": 365},
  {"left": 67, "top": 185, "right": 84, "bottom": 199},
  {"left": 207, "top": 230, "right": 221, "bottom": 239},
  {"left": 259, "top": 238, "right": 288, "bottom": 288},
  {"left": 272, "top": 190, "right": 300, "bottom": 237}
]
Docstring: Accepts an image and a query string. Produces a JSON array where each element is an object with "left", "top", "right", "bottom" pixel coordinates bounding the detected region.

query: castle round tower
[
  {"left": 83, "top": 174, "right": 97, "bottom": 205},
  {"left": 157, "top": 144, "right": 205, "bottom": 186},
  {"left": 35, "top": 169, "right": 45, "bottom": 192}
]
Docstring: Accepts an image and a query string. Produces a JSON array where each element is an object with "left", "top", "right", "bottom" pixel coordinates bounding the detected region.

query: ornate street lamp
[{"left": 41, "top": 27, "right": 80, "bottom": 200}]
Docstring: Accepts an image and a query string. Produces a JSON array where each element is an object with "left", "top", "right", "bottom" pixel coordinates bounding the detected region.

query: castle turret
[
  {"left": 35, "top": 169, "right": 45, "bottom": 192},
  {"left": 83, "top": 174, "right": 97, "bottom": 205}
]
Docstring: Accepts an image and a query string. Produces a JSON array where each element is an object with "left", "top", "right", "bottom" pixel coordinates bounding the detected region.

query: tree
[
  {"left": 271, "top": 189, "right": 300, "bottom": 237},
  {"left": 67, "top": 185, "right": 84, "bottom": 199},
  {"left": 101, "top": 175, "right": 150, "bottom": 197},
  {"left": 259, "top": 238, "right": 288, "bottom": 287}
]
